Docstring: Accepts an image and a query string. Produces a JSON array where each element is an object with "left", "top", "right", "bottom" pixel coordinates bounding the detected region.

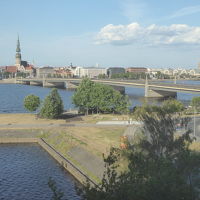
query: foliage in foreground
[
  {"left": 23, "top": 94, "right": 40, "bottom": 112},
  {"left": 191, "top": 96, "right": 200, "bottom": 112},
  {"left": 39, "top": 88, "right": 64, "bottom": 119},
  {"left": 78, "top": 111, "right": 200, "bottom": 200},
  {"left": 72, "top": 78, "right": 130, "bottom": 114},
  {"left": 133, "top": 99, "right": 184, "bottom": 118},
  {"left": 48, "top": 177, "right": 64, "bottom": 200}
]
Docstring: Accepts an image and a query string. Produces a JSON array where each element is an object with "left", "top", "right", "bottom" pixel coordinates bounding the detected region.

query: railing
[{"left": 39, "top": 138, "right": 98, "bottom": 187}]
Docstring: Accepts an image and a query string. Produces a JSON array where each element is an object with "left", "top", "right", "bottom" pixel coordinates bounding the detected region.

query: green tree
[
  {"left": 24, "top": 94, "right": 40, "bottom": 112},
  {"left": 40, "top": 88, "right": 64, "bottom": 119},
  {"left": 191, "top": 96, "right": 200, "bottom": 112},
  {"left": 133, "top": 104, "right": 163, "bottom": 119},
  {"left": 72, "top": 78, "right": 95, "bottom": 114},
  {"left": 72, "top": 78, "right": 129, "bottom": 114},
  {"left": 162, "top": 99, "right": 184, "bottom": 114},
  {"left": 78, "top": 112, "right": 200, "bottom": 200}
]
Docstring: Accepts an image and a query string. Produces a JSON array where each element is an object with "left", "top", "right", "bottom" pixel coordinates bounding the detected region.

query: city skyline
[{"left": 1, "top": 0, "right": 200, "bottom": 68}]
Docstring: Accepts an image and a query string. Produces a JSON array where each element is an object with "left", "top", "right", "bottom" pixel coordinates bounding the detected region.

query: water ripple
[{"left": 0, "top": 143, "right": 81, "bottom": 200}]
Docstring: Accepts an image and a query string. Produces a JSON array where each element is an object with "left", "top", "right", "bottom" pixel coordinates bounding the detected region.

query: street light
[{"left": 194, "top": 107, "right": 196, "bottom": 137}]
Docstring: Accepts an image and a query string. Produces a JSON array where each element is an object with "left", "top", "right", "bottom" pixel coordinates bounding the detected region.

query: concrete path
[
  {"left": 0, "top": 123, "right": 127, "bottom": 129},
  {"left": 67, "top": 146, "right": 105, "bottom": 179}
]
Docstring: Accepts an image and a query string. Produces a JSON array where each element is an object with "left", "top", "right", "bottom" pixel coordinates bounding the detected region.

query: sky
[{"left": 1, "top": 0, "right": 200, "bottom": 68}]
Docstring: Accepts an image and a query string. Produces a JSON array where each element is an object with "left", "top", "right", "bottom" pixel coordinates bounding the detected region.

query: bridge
[{"left": 16, "top": 77, "right": 200, "bottom": 98}]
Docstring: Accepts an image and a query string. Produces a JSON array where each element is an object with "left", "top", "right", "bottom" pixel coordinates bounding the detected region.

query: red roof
[
  {"left": 25, "top": 64, "right": 35, "bottom": 70},
  {"left": 5, "top": 66, "right": 17, "bottom": 73}
]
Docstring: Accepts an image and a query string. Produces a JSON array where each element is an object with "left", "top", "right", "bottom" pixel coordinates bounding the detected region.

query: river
[
  {"left": 0, "top": 81, "right": 199, "bottom": 113},
  {"left": 0, "top": 143, "right": 80, "bottom": 200}
]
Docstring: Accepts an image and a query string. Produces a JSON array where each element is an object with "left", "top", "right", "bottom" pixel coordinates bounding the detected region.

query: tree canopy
[
  {"left": 191, "top": 96, "right": 200, "bottom": 112},
  {"left": 39, "top": 88, "right": 64, "bottom": 119},
  {"left": 72, "top": 78, "right": 129, "bottom": 114},
  {"left": 134, "top": 99, "right": 184, "bottom": 119},
  {"left": 24, "top": 94, "right": 40, "bottom": 112},
  {"left": 162, "top": 98, "right": 184, "bottom": 114}
]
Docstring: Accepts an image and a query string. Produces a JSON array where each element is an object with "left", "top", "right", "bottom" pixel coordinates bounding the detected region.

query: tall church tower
[{"left": 15, "top": 35, "right": 21, "bottom": 68}]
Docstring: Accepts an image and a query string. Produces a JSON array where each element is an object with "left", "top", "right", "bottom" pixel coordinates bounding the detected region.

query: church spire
[
  {"left": 16, "top": 35, "right": 21, "bottom": 53},
  {"left": 15, "top": 35, "right": 21, "bottom": 67}
]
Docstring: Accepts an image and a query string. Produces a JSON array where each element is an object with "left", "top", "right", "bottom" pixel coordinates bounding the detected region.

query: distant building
[
  {"left": 126, "top": 67, "right": 147, "bottom": 73},
  {"left": 79, "top": 67, "right": 107, "bottom": 78},
  {"left": 5, "top": 66, "right": 17, "bottom": 74},
  {"left": 67, "top": 65, "right": 107, "bottom": 78},
  {"left": 68, "top": 66, "right": 82, "bottom": 77},
  {"left": 0, "top": 66, "right": 6, "bottom": 73},
  {"left": 36, "top": 66, "right": 54, "bottom": 78},
  {"left": 54, "top": 67, "right": 72, "bottom": 77},
  {"left": 107, "top": 67, "right": 125, "bottom": 78}
]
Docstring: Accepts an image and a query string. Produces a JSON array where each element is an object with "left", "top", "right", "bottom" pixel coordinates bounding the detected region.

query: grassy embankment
[
  {"left": 0, "top": 113, "right": 126, "bottom": 182},
  {"left": 1, "top": 113, "right": 199, "bottom": 181}
]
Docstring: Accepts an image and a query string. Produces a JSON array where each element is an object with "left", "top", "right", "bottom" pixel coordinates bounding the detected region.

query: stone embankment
[
  {"left": 0, "top": 79, "right": 16, "bottom": 84},
  {"left": 0, "top": 137, "right": 98, "bottom": 186}
]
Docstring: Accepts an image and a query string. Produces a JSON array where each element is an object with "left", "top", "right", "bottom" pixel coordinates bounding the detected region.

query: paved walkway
[
  {"left": 67, "top": 146, "right": 105, "bottom": 179},
  {"left": 0, "top": 123, "right": 128, "bottom": 129}
]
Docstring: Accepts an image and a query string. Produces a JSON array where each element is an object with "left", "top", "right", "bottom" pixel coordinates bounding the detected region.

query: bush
[
  {"left": 39, "top": 88, "right": 64, "bottom": 119},
  {"left": 24, "top": 94, "right": 40, "bottom": 112}
]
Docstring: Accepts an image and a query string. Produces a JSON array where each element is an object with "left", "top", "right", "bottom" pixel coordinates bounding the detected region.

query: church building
[{"left": 14, "top": 36, "right": 35, "bottom": 76}]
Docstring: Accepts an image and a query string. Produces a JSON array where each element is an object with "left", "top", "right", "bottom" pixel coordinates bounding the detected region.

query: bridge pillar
[
  {"left": 144, "top": 75, "right": 149, "bottom": 97},
  {"left": 145, "top": 89, "right": 177, "bottom": 98},
  {"left": 145, "top": 76, "right": 177, "bottom": 98},
  {"left": 64, "top": 81, "right": 77, "bottom": 89},
  {"left": 30, "top": 81, "right": 42, "bottom": 86}
]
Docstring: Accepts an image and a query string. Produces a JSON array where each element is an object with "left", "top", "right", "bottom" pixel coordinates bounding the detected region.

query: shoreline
[{"left": 0, "top": 137, "right": 96, "bottom": 186}]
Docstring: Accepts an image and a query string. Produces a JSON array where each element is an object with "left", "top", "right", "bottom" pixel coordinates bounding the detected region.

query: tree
[
  {"left": 162, "top": 99, "right": 184, "bottom": 114},
  {"left": 39, "top": 88, "right": 64, "bottom": 119},
  {"left": 133, "top": 99, "right": 184, "bottom": 119},
  {"left": 72, "top": 78, "right": 95, "bottom": 114},
  {"left": 24, "top": 94, "right": 40, "bottom": 112},
  {"left": 72, "top": 78, "right": 129, "bottom": 114},
  {"left": 78, "top": 110, "right": 200, "bottom": 200},
  {"left": 191, "top": 96, "right": 200, "bottom": 112}
]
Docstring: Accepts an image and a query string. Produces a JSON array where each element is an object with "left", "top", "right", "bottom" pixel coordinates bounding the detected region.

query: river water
[
  {"left": 0, "top": 143, "right": 80, "bottom": 200},
  {"left": 0, "top": 81, "right": 199, "bottom": 113}
]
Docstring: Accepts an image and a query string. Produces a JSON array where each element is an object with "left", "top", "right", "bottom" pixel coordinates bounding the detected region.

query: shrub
[{"left": 24, "top": 94, "right": 40, "bottom": 112}]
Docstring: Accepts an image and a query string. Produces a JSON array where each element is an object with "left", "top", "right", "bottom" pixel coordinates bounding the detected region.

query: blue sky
[{"left": 1, "top": 0, "right": 200, "bottom": 68}]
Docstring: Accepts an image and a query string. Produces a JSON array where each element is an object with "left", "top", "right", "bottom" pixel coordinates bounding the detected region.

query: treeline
[
  {"left": 98, "top": 72, "right": 171, "bottom": 80},
  {"left": 0, "top": 72, "right": 30, "bottom": 78}
]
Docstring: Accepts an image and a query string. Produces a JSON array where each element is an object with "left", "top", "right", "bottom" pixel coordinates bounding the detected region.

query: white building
[
  {"left": 68, "top": 66, "right": 107, "bottom": 78},
  {"left": 79, "top": 67, "right": 107, "bottom": 78}
]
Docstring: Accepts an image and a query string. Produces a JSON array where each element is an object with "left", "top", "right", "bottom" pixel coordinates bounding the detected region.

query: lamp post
[
  {"left": 174, "top": 75, "right": 177, "bottom": 84},
  {"left": 194, "top": 107, "right": 196, "bottom": 137}
]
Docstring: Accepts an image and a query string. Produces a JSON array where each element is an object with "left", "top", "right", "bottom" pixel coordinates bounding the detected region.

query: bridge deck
[{"left": 16, "top": 78, "right": 200, "bottom": 93}]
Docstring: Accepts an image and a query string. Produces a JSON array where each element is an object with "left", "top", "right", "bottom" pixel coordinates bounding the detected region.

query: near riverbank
[
  {"left": 0, "top": 113, "right": 128, "bottom": 182},
  {"left": 1, "top": 113, "right": 199, "bottom": 183}
]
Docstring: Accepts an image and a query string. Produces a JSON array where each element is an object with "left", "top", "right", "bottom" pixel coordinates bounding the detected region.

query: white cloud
[
  {"left": 95, "top": 23, "right": 200, "bottom": 46},
  {"left": 169, "top": 5, "right": 200, "bottom": 19}
]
